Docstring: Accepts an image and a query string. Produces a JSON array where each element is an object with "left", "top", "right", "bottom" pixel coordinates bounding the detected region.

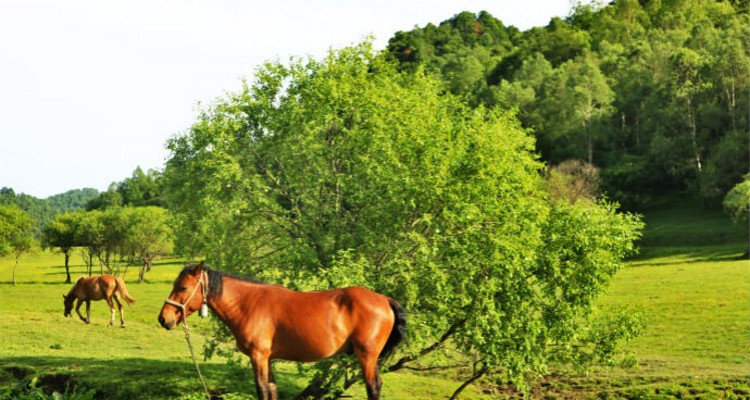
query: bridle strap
[{"left": 163, "top": 270, "right": 208, "bottom": 314}]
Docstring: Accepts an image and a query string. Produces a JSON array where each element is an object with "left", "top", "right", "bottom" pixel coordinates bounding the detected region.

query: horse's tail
[
  {"left": 380, "top": 298, "right": 406, "bottom": 360},
  {"left": 115, "top": 277, "right": 136, "bottom": 304}
]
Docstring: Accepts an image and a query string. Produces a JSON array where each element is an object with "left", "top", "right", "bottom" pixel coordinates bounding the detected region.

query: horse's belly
[{"left": 271, "top": 325, "right": 350, "bottom": 362}]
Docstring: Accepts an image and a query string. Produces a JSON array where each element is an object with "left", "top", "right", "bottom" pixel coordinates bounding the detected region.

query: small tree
[
  {"left": 0, "top": 204, "right": 35, "bottom": 284},
  {"left": 123, "top": 206, "right": 173, "bottom": 282},
  {"left": 75, "top": 210, "right": 105, "bottom": 275},
  {"left": 42, "top": 212, "right": 82, "bottom": 283},
  {"left": 723, "top": 174, "right": 750, "bottom": 259},
  {"left": 546, "top": 159, "right": 601, "bottom": 204}
]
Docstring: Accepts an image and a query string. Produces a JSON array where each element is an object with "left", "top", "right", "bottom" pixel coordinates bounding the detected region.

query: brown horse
[
  {"left": 158, "top": 263, "right": 406, "bottom": 400},
  {"left": 63, "top": 275, "right": 136, "bottom": 327}
]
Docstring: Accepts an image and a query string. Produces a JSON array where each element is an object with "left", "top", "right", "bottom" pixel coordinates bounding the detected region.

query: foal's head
[
  {"left": 62, "top": 294, "right": 74, "bottom": 317},
  {"left": 158, "top": 262, "right": 208, "bottom": 330}
]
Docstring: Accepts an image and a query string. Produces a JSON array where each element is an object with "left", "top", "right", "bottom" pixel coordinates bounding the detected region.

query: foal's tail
[
  {"left": 380, "top": 298, "right": 406, "bottom": 360},
  {"left": 115, "top": 277, "right": 136, "bottom": 304}
]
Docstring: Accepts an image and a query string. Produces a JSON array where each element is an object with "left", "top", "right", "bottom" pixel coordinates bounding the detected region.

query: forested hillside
[
  {"left": 386, "top": 0, "right": 750, "bottom": 207},
  {"left": 0, "top": 187, "right": 98, "bottom": 235}
]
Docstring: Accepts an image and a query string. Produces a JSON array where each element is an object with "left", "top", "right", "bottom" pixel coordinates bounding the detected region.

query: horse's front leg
[
  {"left": 250, "top": 348, "right": 273, "bottom": 400},
  {"left": 75, "top": 299, "right": 89, "bottom": 324},
  {"left": 85, "top": 300, "right": 91, "bottom": 324}
]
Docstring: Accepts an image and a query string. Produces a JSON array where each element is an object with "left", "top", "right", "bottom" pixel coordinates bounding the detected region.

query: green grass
[
  {"left": 1, "top": 197, "right": 748, "bottom": 399},
  {"left": 602, "top": 255, "right": 750, "bottom": 376}
]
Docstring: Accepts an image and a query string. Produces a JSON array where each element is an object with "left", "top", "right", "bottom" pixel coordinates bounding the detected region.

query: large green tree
[
  {"left": 163, "top": 42, "right": 642, "bottom": 398},
  {"left": 42, "top": 212, "right": 83, "bottom": 283},
  {"left": 122, "top": 206, "right": 173, "bottom": 282}
]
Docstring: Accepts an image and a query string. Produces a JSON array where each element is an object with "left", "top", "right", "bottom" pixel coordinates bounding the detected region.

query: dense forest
[{"left": 386, "top": 0, "right": 750, "bottom": 208}]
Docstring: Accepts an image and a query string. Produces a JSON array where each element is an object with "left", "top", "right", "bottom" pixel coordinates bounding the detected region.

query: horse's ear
[{"left": 62, "top": 294, "right": 66, "bottom": 299}]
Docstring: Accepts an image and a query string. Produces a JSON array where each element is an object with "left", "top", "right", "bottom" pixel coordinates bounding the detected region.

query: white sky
[{"left": 0, "top": 0, "right": 575, "bottom": 199}]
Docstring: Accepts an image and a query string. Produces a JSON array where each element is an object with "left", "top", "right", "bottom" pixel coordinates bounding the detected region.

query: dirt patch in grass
[{"left": 485, "top": 374, "right": 750, "bottom": 400}]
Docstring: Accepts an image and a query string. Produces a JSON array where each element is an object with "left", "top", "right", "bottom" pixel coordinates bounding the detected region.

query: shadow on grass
[
  {"left": 630, "top": 243, "right": 747, "bottom": 266},
  {"left": 0, "top": 356, "right": 306, "bottom": 400}
]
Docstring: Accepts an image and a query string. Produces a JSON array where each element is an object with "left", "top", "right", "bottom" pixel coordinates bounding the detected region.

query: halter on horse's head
[{"left": 158, "top": 262, "right": 209, "bottom": 330}]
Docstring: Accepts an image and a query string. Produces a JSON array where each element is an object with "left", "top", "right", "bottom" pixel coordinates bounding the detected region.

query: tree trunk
[
  {"left": 686, "top": 97, "right": 702, "bottom": 173},
  {"left": 12, "top": 257, "right": 18, "bottom": 284},
  {"left": 64, "top": 252, "right": 71, "bottom": 283}
]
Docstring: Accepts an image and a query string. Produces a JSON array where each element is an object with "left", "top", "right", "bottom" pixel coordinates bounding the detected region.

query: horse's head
[
  {"left": 62, "top": 294, "right": 74, "bottom": 317},
  {"left": 158, "top": 262, "right": 208, "bottom": 330}
]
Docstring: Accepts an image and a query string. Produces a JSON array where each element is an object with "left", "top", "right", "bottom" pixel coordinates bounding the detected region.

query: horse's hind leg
[
  {"left": 249, "top": 349, "right": 273, "bottom": 400},
  {"left": 106, "top": 297, "right": 115, "bottom": 327},
  {"left": 355, "top": 348, "right": 382, "bottom": 400},
  {"left": 267, "top": 359, "right": 278, "bottom": 400},
  {"left": 113, "top": 294, "right": 125, "bottom": 328}
]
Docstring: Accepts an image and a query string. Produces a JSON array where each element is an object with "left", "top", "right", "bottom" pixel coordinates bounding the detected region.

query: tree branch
[
  {"left": 387, "top": 318, "right": 466, "bottom": 372},
  {"left": 448, "top": 365, "right": 488, "bottom": 400}
]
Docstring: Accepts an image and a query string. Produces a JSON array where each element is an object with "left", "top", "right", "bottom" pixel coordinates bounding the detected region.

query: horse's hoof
[{"left": 120, "top": 325, "right": 126, "bottom": 329}]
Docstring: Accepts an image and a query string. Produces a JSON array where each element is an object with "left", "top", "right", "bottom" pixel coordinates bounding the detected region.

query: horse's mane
[{"left": 179, "top": 263, "right": 263, "bottom": 300}]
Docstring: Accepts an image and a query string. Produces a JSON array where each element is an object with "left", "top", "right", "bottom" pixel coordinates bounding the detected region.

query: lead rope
[
  {"left": 181, "top": 316, "right": 211, "bottom": 400},
  {"left": 167, "top": 271, "right": 212, "bottom": 400}
]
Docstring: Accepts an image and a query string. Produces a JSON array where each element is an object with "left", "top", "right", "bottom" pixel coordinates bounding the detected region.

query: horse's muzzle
[{"left": 158, "top": 315, "right": 175, "bottom": 330}]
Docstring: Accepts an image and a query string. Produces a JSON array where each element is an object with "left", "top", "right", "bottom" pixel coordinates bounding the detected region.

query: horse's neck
[
  {"left": 207, "top": 277, "right": 262, "bottom": 331},
  {"left": 68, "top": 283, "right": 80, "bottom": 299},
  {"left": 69, "top": 277, "right": 87, "bottom": 298}
]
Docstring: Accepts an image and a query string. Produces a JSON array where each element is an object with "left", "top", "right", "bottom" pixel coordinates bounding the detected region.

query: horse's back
[{"left": 74, "top": 275, "right": 117, "bottom": 300}]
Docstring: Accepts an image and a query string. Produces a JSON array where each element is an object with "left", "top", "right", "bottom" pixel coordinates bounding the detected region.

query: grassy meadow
[{"left": 1, "top": 198, "right": 749, "bottom": 399}]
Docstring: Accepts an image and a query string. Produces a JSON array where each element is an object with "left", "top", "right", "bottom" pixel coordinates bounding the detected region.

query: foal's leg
[
  {"left": 355, "top": 348, "right": 382, "bottom": 400},
  {"left": 250, "top": 349, "right": 273, "bottom": 400},
  {"left": 75, "top": 299, "right": 88, "bottom": 323}
]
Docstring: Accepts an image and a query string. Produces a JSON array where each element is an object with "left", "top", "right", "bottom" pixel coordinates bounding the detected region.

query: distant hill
[{"left": 0, "top": 187, "right": 99, "bottom": 235}]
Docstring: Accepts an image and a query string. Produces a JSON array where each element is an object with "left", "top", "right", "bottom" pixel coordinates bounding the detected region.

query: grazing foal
[
  {"left": 158, "top": 263, "right": 406, "bottom": 400},
  {"left": 63, "top": 275, "right": 136, "bottom": 327}
]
